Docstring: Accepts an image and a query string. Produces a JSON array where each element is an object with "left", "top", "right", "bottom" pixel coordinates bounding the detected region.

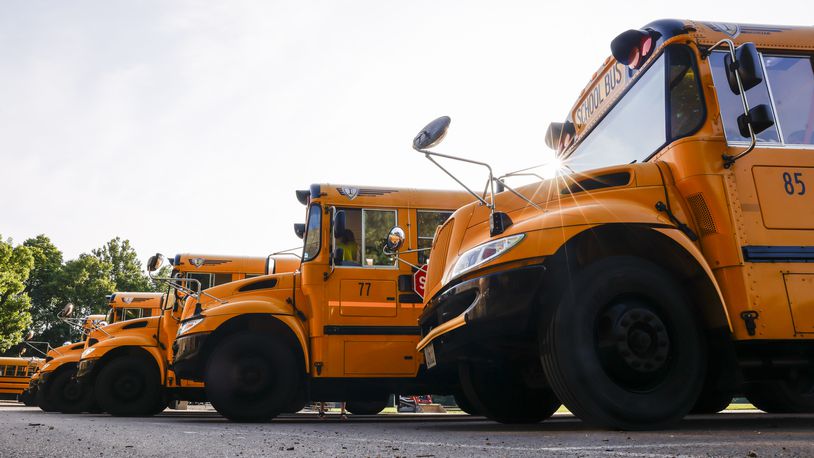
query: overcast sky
[{"left": 1, "top": 0, "right": 810, "bottom": 263}]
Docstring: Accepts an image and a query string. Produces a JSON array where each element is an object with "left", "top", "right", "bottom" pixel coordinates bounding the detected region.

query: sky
[{"left": 1, "top": 0, "right": 811, "bottom": 263}]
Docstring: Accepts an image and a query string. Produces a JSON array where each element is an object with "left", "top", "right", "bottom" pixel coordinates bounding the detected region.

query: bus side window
[
  {"left": 709, "top": 51, "right": 780, "bottom": 144},
  {"left": 763, "top": 55, "right": 814, "bottom": 145},
  {"left": 362, "top": 209, "right": 397, "bottom": 266},
  {"left": 668, "top": 45, "right": 705, "bottom": 140},
  {"left": 213, "top": 273, "right": 232, "bottom": 286},
  {"left": 417, "top": 211, "right": 453, "bottom": 265}
]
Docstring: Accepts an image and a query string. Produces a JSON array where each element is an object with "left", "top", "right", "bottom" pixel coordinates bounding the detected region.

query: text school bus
[
  {"left": 167, "top": 185, "right": 473, "bottom": 421},
  {"left": 36, "top": 293, "right": 162, "bottom": 413},
  {"left": 76, "top": 254, "right": 269, "bottom": 416},
  {"left": 411, "top": 20, "right": 814, "bottom": 430},
  {"left": 0, "top": 357, "right": 43, "bottom": 401}
]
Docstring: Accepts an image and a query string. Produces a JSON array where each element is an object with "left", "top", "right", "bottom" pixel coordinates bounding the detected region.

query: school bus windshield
[{"left": 566, "top": 45, "right": 705, "bottom": 171}]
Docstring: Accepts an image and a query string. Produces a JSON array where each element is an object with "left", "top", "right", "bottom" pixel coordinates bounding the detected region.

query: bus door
[
  {"left": 708, "top": 50, "right": 814, "bottom": 336},
  {"left": 322, "top": 206, "right": 418, "bottom": 377}
]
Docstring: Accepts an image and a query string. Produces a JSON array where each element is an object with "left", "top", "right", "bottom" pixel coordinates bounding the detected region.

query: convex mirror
[
  {"left": 58, "top": 303, "right": 74, "bottom": 318},
  {"left": 413, "top": 116, "right": 451, "bottom": 150},
  {"left": 724, "top": 42, "right": 763, "bottom": 94},
  {"left": 147, "top": 253, "right": 166, "bottom": 272},
  {"left": 385, "top": 226, "right": 406, "bottom": 252}
]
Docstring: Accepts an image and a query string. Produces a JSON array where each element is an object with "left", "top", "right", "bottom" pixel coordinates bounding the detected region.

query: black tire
[
  {"left": 95, "top": 356, "right": 162, "bottom": 417},
  {"left": 540, "top": 256, "right": 706, "bottom": 430},
  {"left": 345, "top": 398, "right": 388, "bottom": 415},
  {"left": 205, "top": 333, "right": 301, "bottom": 422},
  {"left": 453, "top": 392, "right": 480, "bottom": 416},
  {"left": 459, "top": 362, "right": 560, "bottom": 424},
  {"left": 48, "top": 368, "right": 94, "bottom": 414},
  {"left": 36, "top": 376, "right": 59, "bottom": 412},
  {"left": 745, "top": 377, "right": 814, "bottom": 413}
]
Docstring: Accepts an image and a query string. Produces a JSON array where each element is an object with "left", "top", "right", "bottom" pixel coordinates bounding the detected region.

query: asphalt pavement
[{"left": 2, "top": 402, "right": 814, "bottom": 457}]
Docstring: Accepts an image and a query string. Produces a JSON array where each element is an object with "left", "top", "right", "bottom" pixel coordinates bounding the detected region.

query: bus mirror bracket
[
  {"left": 703, "top": 39, "right": 772, "bottom": 169},
  {"left": 412, "top": 116, "right": 512, "bottom": 236}
]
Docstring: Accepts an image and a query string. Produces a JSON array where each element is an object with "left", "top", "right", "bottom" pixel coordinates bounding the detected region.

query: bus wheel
[
  {"left": 49, "top": 369, "right": 94, "bottom": 414},
  {"left": 453, "top": 391, "right": 480, "bottom": 416},
  {"left": 95, "top": 356, "right": 162, "bottom": 416},
  {"left": 745, "top": 376, "right": 814, "bottom": 413},
  {"left": 205, "top": 333, "right": 301, "bottom": 422},
  {"left": 346, "top": 398, "right": 388, "bottom": 415},
  {"left": 458, "top": 362, "right": 560, "bottom": 424},
  {"left": 540, "top": 256, "right": 705, "bottom": 430},
  {"left": 36, "top": 383, "right": 57, "bottom": 412}
]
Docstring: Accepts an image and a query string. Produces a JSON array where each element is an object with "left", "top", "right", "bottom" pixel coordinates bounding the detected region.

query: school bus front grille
[
  {"left": 426, "top": 219, "right": 454, "bottom": 296},
  {"left": 687, "top": 193, "right": 717, "bottom": 236}
]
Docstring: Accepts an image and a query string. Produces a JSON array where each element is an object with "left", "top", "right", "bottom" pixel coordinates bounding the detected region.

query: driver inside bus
[{"left": 337, "top": 229, "right": 360, "bottom": 265}]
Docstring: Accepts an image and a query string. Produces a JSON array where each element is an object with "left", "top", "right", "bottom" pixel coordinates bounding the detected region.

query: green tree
[
  {"left": 92, "top": 237, "right": 156, "bottom": 292},
  {"left": 0, "top": 236, "right": 34, "bottom": 353},
  {"left": 23, "top": 235, "right": 64, "bottom": 339}
]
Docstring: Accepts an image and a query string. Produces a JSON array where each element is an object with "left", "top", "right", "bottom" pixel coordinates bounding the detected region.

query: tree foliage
[
  {"left": 0, "top": 234, "right": 161, "bottom": 351},
  {"left": 0, "top": 236, "right": 34, "bottom": 353}
]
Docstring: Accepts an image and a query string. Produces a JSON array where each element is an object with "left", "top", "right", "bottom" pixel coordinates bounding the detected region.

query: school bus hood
[
  {"left": 426, "top": 163, "right": 671, "bottom": 298},
  {"left": 181, "top": 272, "right": 298, "bottom": 320}
]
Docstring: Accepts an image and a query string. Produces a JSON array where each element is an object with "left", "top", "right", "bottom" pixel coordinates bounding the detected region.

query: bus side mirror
[
  {"left": 265, "top": 256, "right": 276, "bottom": 275},
  {"left": 147, "top": 253, "right": 166, "bottom": 272},
  {"left": 294, "top": 223, "right": 306, "bottom": 239},
  {"left": 25, "top": 330, "right": 34, "bottom": 341},
  {"left": 737, "top": 104, "right": 774, "bottom": 137},
  {"left": 545, "top": 123, "right": 563, "bottom": 150},
  {"left": 724, "top": 42, "right": 763, "bottom": 94},
  {"left": 58, "top": 303, "right": 74, "bottom": 318},
  {"left": 413, "top": 116, "right": 451, "bottom": 150},
  {"left": 385, "top": 226, "right": 406, "bottom": 253}
]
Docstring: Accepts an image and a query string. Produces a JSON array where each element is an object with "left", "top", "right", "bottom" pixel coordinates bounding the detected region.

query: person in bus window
[{"left": 337, "top": 229, "right": 359, "bottom": 265}]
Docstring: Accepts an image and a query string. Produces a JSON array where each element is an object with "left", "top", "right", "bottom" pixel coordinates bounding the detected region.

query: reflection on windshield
[
  {"left": 764, "top": 55, "right": 814, "bottom": 145},
  {"left": 302, "top": 205, "right": 321, "bottom": 261}
]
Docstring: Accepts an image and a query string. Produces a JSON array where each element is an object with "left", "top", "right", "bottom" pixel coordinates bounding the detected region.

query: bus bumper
[
  {"left": 172, "top": 332, "right": 210, "bottom": 381},
  {"left": 417, "top": 264, "right": 546, "bottom": 369}
]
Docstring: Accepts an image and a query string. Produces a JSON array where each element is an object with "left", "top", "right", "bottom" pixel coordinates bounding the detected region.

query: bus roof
[
  {"left": 171, "top": 253, "right": 267, "bottom": 274},
  {"left": 562, "top": 19, "right": 814, "bottom": 149},
  {"left": 306, "top": 183, "right": 475, "bottom": 210},
  {"left": 106, "top": 292, "right": 164, "bottom": 309},
  {"left": 0, "top": 357, "right": 43, "bottom": 366}
]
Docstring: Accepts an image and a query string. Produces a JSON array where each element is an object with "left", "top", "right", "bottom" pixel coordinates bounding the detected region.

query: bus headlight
[
  {"left": 80, "top": 347, "right": 96, "bottom": 359},
  {"left": 449, "top": 233, "right": 525, "bottom": 280},
  {"left": 177, "top": 318, "right": 204, "bottom": 336}
]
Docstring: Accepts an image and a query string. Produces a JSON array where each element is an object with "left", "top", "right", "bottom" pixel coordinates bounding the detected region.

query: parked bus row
[{"left": 10, "top": 19, "right": 814, "bottom": 431}]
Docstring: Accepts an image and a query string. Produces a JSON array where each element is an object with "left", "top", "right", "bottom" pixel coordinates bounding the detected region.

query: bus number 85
[{"left": 782, "top": 172, "right": 806, "bottom": 196}]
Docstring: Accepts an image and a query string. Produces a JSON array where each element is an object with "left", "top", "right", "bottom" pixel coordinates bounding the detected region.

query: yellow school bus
[
  {"left": 0, "top": 357, "right": 43, "bottom": 401},
  {"left": 412, "top": 20, "right": 814, "bottom": 429},
  {"left": 75, "top": 254, "right": 269, "bottom": 416},
  {"left": 168, "top": 185, "right": 473, "bottom": 421},
  {"left": 36, "top": 294, "right": 162, "bottom": 413}
]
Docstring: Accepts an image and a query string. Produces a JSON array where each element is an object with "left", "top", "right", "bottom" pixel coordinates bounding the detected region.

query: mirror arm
[
  {"left": 703, "top": 39, "right": 759, "bottom": 169},
  {"left": 421, "top": 152, "right": 490, "bottom": 207}
]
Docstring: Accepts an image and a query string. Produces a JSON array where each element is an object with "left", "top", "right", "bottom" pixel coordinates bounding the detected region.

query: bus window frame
[
  {"left": 416, "top": 210, "right": 453, "bottom": 265},
  {"left": 334, "top": 207, "right": 399, "bottom": 269},
  {"left": 665, "top": 44, "right": 707, "bottom": 144},
  {"left": 761, "top": 52, "right": 814, "bottom": 148},
  {"left": 302, "top": 203, "right": 322, "bottom": 263}
]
